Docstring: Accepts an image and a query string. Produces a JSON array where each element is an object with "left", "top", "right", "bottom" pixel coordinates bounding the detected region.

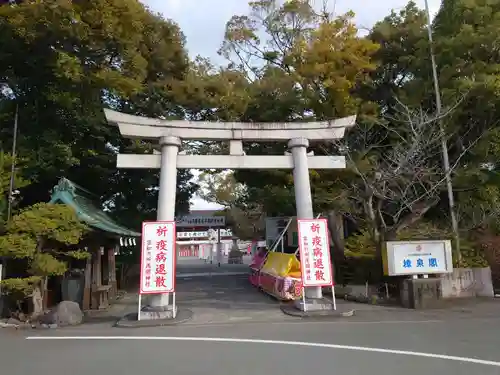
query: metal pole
[
  {"left": 2, "top": 104, "right": 18, "bottom": 297},
  {"left": 423, "top": 0, "right": 461, "bottom": 264},
  {"left": 7, "top": 104, "right": 19, "bottom": 222},
  {"left": 270, "top": 217, "right": 292, "bottom": 252},
  {"left": 137, "top": 294, "right": 142, "bottom": 321},
  {"left": 172, "top": 292, "right": 177, "bottom": 319}
]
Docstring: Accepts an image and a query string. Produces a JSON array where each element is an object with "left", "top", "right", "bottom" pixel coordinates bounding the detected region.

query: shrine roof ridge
[
  {"left": 104, "top": 109, "right": 357, "bottom": 141},
  {"left": 50, "top": 178, "right": 141, "bottom": 238}
]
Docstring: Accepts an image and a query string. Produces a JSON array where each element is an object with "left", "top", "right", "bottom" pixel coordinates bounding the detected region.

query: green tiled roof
[{"left": 49, "top": 178, "right": 140, "bottom": 237}]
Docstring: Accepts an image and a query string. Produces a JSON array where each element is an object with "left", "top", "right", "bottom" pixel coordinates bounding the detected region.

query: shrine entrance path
[{"left": 175, "top": 259, "right": 289, "bottom": 325}]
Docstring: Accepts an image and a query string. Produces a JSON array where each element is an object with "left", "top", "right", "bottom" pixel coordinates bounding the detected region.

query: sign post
[
  {"left": 177, "top": 229, "right": 232, "bottom": 239},
  {"left": 207, "top": 228, "right": 216, "bottom": 265},
  {"left": 138, "top": 221, "right": 177, "bottom": 320},
  {"left": 176, "top": 215, "right": 225, "bottom": 227},
  {"left": 383, "top": 240, "right": 453, "bottom": 277},
  {"left": 297, "top": 218, "right": 335, "bottom": 310}
]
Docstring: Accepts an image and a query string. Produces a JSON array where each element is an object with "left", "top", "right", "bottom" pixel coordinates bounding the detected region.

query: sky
[
  {"left": 142, "top": 0, "right": 441, "bottom": 62},
  {"left": 140, "top": 0, "right": 442, "bottom": 210}
]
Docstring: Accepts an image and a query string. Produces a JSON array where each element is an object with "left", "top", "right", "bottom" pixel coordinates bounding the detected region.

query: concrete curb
[
  {"left": 280, "top": 303, "right": 356, "bottom": 319},
  {"left": 115, "top": 308, "right": 193, "bottom": 328},
  {"left": 342, "top": 294, "right": 397, "bottom": 306}
]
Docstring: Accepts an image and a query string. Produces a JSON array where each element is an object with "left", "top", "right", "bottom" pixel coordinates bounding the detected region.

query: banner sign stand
[
  {"left": 297, "top": 218, "right": 336, "bottom": 310},
  {"left": 138, "top": 221, "right": 177, "bottom": 321}
]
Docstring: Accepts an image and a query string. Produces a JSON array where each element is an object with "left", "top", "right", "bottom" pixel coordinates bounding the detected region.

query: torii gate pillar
[
  {"left": 149, "top": 136, "right": 181, "bottom": 309},
  {"left": 157, "top": 136, "right": 181, "bottom": 221},
  {"left": 288, "top": 138, "right": 320, "bottom": 299}
]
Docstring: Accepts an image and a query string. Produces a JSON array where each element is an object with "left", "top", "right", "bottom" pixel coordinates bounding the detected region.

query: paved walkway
[
  {"left": 86, "top": 272, "right": 500, "bottom": 327},
  {"left": 86, "top": 273, "right": 289, "bottom": 325}
]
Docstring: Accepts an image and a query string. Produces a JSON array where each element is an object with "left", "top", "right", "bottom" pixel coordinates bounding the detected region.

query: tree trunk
[
  {"left": 327, "top": 210, "right": 349, "bottom": 285},
  {"left": 372, "top": 238, "right": 385, "bottom": 283},
  {"left": 387, "top": 200, "right": 439, "bottom": 239},
  {"left": 327, "top": 210, "right": 345, "bottom": 258},
  {"left": 31, "top": 283, "right": 43, "bottom": 318},
  {"left": 119, "top": 263, "right": 125, "bottom": 290},
  {"left": 42, "top": 276, "right": 48, "bottom": 311},
  {"left": 119, "top": 263, "right": 131, "bottom": 290},
  {"left": 31, "top": 238, "right": 46, "bottom": 317}
]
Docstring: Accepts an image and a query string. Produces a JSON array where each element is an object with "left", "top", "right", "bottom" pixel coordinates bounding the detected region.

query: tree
[
  {"left": 346, "top": 1, "right": 500, "bottom": 248},
  {"left": 0, "top": 203, "right": 89, "bottom": 317},
  {"left": 170, "top": 57, "right": 253, "bottom": 123},
  {"left": 217, "top": 0, "right": 379, "bottom": 219},
  {"left": 431, "top": 0, "right": 500, "bottom": 232},
  {"left": 363, "top": 2, "right": 428, "bottom": 110},
  {"left": 198, "top": 172, "right": 266, "bottom": 240},
  {"left": 0, "top": 0, "right": 196, "bottom": 225},
  {"left": 330, "top": 100, "right": 479, "bottom": 259},
  {"left": 221, "top": 0, "right": 379, "bottom": 118},
  {"left": 0, "top": 151, "right": 29, "bottom": 227},
  {"left": 0, "top": 1, "right": 202, "bottom": 311},
  {"left": 366, "top": 1, "right": 500, "bottom": 232}
]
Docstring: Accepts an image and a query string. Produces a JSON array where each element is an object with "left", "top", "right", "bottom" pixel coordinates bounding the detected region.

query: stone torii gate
[{"left": 104, "top": 109, "right": 356, "bottom": 312}]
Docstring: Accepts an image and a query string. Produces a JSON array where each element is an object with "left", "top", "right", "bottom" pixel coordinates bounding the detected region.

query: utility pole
[
  {"left": 7, "top": 104, "right": 19, "bottom": 222},
  {"left": 423, "top": 0, "right": 461, "bottom": 263},
  {"left": 2, "top": 103, "right": 18, "bottom": 312}
]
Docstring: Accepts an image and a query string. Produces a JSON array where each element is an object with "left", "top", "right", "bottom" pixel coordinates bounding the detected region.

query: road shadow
[
  {"left": 175, "top": 273, "right": 279, "bottom": 311},
  {"left": 84, "top": 262, "right": 286, "bottom": 326}
]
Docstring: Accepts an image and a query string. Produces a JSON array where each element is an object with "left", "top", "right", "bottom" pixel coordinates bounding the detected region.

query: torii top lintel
[{"left": 104, "top": 109, "right": 356, "bottom": 141}]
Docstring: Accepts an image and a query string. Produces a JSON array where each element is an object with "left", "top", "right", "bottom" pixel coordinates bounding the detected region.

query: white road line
[
  {"left": 25, "top": 336, "right": 500, "bottom": 367},
  {"left": 175, "top": 318, "right": 446, "bottom": 327}
]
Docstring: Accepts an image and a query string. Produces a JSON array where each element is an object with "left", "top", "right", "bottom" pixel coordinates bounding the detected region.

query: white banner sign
[
  {"left": 175, "top": 215, "right": 225, "bottom": 227},
  {"left": 140, "top": 221, "right": 176, "bottom": 294},
  {"left": 177, "top": 229, "right": 233, "bottom": 239},
  {"left": 297, "top": 219, "right": 334, "bottom": 287},
  {"left": 384, "top": 240, "right": 453, "bottom": 276}
]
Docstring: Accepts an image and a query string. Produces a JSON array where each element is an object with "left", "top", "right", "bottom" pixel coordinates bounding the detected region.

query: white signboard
[
  {"left": 140, "top": 221, "right": 176, "bottom": 294},
  {"left": 385, "top": 240, "right": 453, "bottom": 276},
  {"left": 176, "top": 215, "right": 225, "bottom": 227},
  {"left": 297, "top": 219, "right": 334, "bottom": 287},
  {"left": 177, "top": 229, "right": 233, "bottom": 239}
]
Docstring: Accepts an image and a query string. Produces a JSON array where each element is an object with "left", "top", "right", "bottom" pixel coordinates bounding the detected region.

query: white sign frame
[
  {"left": 297, "top": 218, "right": 334, "bottom": 287},
  {"left": 139, "top": 221, "right": 176, "bottom": 294},
  {"left": 175, "top": 215, "right": 225, "bottom": 227},
  {"left": 385, "top": 240, "right": 453, "bottom": 276},
  {"left": 177, "top": 229, "right": 232, "bottom": 239}
]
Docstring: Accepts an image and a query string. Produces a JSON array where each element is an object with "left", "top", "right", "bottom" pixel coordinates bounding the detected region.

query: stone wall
[
  {"left": 339, "top": 267, "right": 495, "bottom": 302},
  {"left": 440, "top": 267, "right": 494, "bottom": 298}
]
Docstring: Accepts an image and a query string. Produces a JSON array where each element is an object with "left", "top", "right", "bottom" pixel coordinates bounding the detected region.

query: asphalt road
[
  {"left": 2, "top": 316, "right": 500, "bottom": 375},
  {"left": 1, "top": 261, "right": 500, "bottom": 375}
]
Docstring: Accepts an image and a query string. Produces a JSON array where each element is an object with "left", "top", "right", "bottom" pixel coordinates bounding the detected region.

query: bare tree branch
[{"left": 323, "top": 96, "right": 485, "bottom": 246}]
